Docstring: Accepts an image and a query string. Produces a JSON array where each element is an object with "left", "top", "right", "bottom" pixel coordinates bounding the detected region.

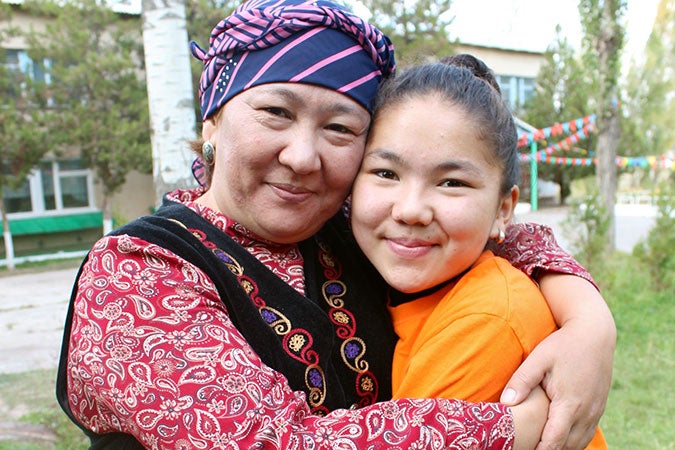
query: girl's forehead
[{"left": 367, "top": 99, "right": 494, "bottom": 167}]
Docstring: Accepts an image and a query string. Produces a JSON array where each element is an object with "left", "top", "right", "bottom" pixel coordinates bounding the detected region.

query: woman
[{"left": 56, "top": 1, "right": 614, "bottom": 449}]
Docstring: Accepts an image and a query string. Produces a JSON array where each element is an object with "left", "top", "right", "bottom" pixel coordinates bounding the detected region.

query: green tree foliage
[
  {"left": 185, "top": 0, "right": 241, "bottom": 124},
  {"left": 22, "top": 0, "right": 151, "bottom": 224},
  {"left": 633, "top": 183, "right": 675, "bottom": 292},
  {"left": 1, "top": 5, "right": 53, "bottom": 268},
  {"left": 620, "top": 0, "right": 675, "bottom": 159},
  {"left": 521, "top": 27, "right": 596, "bottom": 204},
  {"left": 360, "top": 0, "right": 454, "bottom": 66}
]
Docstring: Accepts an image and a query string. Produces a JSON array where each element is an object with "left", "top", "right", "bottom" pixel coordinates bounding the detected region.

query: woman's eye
[
  {"left": 326, "top": 123, "right": 353, "bottom": 134},
  {"left": 263, "top": 107, "right": 289, "bottom": 117}
]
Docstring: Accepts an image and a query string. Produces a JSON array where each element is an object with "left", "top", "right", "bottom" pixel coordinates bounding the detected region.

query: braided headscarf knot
[{"left": 190, "top": 0, "right": 395, "bottom": 120}]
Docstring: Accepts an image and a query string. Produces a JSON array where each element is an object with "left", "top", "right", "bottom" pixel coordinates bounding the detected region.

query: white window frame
[
  {"left": 496, "top": 75, "right": 536, "bottom": 109},
  {"left": 6, "top": 160, "right": 97, "bottom": 220}
]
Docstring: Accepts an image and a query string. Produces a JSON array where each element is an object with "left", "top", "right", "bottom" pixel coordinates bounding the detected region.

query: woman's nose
[{"left": 277, "top": 132, "right": 321, "bottom": 174}]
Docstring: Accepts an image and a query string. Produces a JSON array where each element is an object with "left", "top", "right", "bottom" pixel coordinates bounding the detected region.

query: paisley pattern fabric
[
  {"left": 63, "top": 234, "right": 513, "bottom": 448},
  {"left": 59, "top": 188, "right": 593, "bottom": 449},
  {"left": 497, "top": 222, "right": 598, "bottom": 289},
  {"left": 60, "top": 203, "right": 514, "bottom": 448},
  {"left": 182, "top": 188, "right": 308, "bottom": 294},
  {"left": 177, "top": 220, "right": 379, "bottom": 414}
]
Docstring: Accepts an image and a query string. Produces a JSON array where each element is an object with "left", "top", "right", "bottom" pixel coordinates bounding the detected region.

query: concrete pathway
[{"left": 0, "top": 267, "right": 78, "bottom": 374}]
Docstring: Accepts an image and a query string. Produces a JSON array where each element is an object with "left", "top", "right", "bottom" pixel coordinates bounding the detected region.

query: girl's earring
[
  {"left": 202, "top": 141, "right": 215, "bottom": 166},
  {"left": 497, "top": 228, "right": 506, "bottom": 244}
]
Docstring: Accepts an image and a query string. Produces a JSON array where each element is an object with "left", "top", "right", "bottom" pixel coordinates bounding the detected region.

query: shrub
[
  {"left": 633, "top": 182, "right": 674, "bottom": 292},
  {"left": 562, "top": 191, "right": 611, "bottom": 277}
]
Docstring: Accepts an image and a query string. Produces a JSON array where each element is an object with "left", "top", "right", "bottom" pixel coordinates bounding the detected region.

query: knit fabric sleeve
[
  {"left": 64, "top": 234, "right": 514, "bottom": 449},
  {"left": 494, "top": 222, "right": 598, "bottom": 289}
]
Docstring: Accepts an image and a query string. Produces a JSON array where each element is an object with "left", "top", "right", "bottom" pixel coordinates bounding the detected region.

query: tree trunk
[
  {"left": 141, "top": 0, "right": 197, "bottom": 207},
  {"left": 101, "top": 195, "right": 114, "bottom": 235},
  {"left": 595, "top": 109, "right": 619, "bottom": 249},
  {"left": 594, "top": 0, "right": 621, "bottom": 251}
]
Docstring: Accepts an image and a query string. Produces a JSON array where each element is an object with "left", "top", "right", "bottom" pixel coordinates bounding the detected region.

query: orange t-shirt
[{"left": 389, "top": 250, "right": 607, "bottom": 449}]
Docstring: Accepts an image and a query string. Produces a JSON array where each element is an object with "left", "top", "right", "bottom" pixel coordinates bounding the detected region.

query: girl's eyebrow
[
  {"left": 365, "top": 149, "right": 483, "bottom": 176},
  {"left": 435, "top": 160, "right": 483, "bottom": 176},
  {"left": 364, "top": 149, "right": 404, "bottom": 164}
]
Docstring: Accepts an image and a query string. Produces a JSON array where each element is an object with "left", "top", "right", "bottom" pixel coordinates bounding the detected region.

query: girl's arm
[
  {"left": 512, "top": 385, "right": 549, "bottom": 450},
  {"left": 495, "top": 223, "right": 616, "bottom": 450}
]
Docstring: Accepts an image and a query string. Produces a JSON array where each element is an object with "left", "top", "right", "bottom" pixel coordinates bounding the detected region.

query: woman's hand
[{"left": 501, "top": 274, "right": 616, "bottom": 450}]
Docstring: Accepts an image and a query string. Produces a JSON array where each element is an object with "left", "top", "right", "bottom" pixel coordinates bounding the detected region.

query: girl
[{"left": 350, "top": 57, "right": 607, "bottom": 449}]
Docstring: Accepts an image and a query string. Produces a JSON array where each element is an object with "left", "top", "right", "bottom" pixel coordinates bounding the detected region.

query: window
[
  {"left": 3, "top": 180, "right": 32, "bottom": 213},
  {"left": 3, "top": 49, "right": 51, "bottom": 99},
  {"left": 496, "top": 75, "right": 535, "bottom": 109},
  {"left": 4, "top": 159, "right": 95, "bottom": 217}
]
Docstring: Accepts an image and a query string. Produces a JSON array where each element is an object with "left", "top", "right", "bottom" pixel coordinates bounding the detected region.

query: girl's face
[
  {"left": 199, "top": 83, "right": 371, "bottom": 244},
  {"left": 351, "top": 94, "right": 518, "bottom": 294}
]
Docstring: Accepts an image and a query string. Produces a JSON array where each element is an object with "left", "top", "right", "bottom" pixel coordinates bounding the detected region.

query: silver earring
[
  {"left": 497, "top": 228, "right": 506, "bottom": 244},
  {"left": 202, "top": 140, "right": 215, "bottom": 166}
]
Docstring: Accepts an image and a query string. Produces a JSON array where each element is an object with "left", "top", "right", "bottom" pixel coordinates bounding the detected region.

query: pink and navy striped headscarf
[{"left": 190, "top": 0, "right": 396, "bottom": 121}]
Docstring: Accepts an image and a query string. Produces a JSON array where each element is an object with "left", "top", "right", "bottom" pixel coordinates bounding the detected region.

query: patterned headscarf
[{"left": 190, "top": 0, "right": 396, "bottom": 120}]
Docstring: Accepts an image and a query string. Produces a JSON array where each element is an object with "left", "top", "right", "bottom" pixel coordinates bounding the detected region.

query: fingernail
[{"left": 501, "top": 388, "right": 516, "bottom": 403}]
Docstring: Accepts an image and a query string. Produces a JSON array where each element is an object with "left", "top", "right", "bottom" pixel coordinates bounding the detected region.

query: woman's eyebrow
[{"left": 259, "top": 86, "right": 366, "bottom": 116}]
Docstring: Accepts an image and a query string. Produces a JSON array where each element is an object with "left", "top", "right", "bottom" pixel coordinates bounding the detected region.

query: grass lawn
[
  {"left": 598, "top": 254, "right": 674, "bottom": 449},
  {"left": 0, "top": 370, "right": 87, "bottom": 449},
  {"left": 0, "top": 252, "right": 672, "bottom": 449}
]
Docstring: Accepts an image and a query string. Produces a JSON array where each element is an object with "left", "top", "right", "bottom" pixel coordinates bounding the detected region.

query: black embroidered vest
[{"left": 57, "top": 199, "right": 396, "bottom": 449}]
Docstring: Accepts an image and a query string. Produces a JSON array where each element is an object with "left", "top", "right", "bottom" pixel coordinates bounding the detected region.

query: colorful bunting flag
[{"left": 518, "top": 114, "right": 673, "bottom": 170}]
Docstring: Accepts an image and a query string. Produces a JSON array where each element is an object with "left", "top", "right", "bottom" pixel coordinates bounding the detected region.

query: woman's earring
[
  {"left": 202, "top": 141, "right": 215, "bottom": 166},
  {"left": 497, "top": 228, "right": 506, "bottom": 244}
]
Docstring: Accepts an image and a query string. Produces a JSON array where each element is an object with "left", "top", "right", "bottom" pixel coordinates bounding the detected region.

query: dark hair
[{"left": 372, "top": 54, "right": 519, "bottom": 194}]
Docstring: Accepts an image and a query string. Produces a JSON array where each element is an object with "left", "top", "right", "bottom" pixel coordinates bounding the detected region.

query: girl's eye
[
  {"left": 440, "top": 179, "right": 468, "bottom": 188},
  {"left": 373, "top": 169, "right": 398, "bottom": 180}
]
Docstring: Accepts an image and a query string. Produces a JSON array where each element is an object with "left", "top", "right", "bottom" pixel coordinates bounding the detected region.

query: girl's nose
[{"left": 391, "top": 187, "right": 433, "bottom": 226}]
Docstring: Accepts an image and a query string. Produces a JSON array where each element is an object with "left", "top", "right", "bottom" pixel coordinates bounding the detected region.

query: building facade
[{"left": 1, "top": 2, "right": 155, "bottom": 261}]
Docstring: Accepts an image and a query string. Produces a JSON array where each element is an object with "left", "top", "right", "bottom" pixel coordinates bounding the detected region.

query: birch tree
[
  {"left": 141, "top": 0, "right": 197, "bottom": 206},
  {"left": 579, "top": 0, "right": 626, "bottom": 250}
]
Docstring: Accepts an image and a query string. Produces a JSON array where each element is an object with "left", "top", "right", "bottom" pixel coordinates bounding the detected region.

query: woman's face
[
  {"left": 200, "top": 83, "right": 371, "bottom": 244},
  {"left": 351, "top": 94, "right": 518, "bottom": 293}
]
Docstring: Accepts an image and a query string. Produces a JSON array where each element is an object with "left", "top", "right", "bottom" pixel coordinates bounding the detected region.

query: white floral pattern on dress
[
  {"left": 67, "top": 189, "right": 595, "bottom": 449},
  {"left": 66, "top": 234, "right": 514, "bottom": 449}
]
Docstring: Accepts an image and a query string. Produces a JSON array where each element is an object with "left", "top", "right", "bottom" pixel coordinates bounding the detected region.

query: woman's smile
[{"left": 268, "top": 182, "right": 314, "bottom": 203}]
